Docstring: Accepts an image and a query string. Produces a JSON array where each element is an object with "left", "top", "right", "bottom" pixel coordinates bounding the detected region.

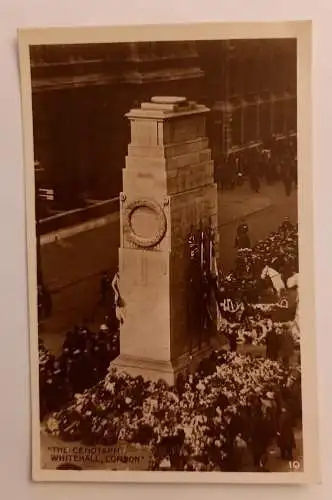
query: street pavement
[
  {"left": 39, "top": 180, "right": 297, "bottom": 354},
  {"left": 265, "top": 429, "right": 303, "bottom": 472},
  {"left": 217, "top": 181, "right": 297, "bottom": 272}
]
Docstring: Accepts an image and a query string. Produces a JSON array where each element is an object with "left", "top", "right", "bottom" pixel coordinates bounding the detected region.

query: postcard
[{"left": 18, "top": 21, "right": 319, "bottom": 483}]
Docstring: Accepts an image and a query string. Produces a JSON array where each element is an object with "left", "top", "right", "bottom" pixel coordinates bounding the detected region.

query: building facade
[
  {"left": 197, "top": 38, "right": 297, "bottom": 168},
  {"left": 30, "top": 39, "right": 297, "bottom": 219},
  {"left": 31, "top": 41, "right": 204, "bottom": 214}
]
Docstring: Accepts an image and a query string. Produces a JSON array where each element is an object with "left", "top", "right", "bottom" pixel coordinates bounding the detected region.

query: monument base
[{"left": 110, "top": 334, "right": 225, "bottom": 385}]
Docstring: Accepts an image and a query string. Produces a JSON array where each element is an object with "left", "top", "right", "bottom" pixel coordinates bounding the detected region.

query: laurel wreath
[{"left": 124, "top": 198, "right": 167, "bottom": 248}]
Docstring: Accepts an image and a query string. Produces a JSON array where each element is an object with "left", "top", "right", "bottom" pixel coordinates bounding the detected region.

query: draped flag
[
  {"left": 209, "top": 227, "right": 220, "bottom": 280},
  {"left": 206, "top": 284, "right": 224, "bottom": 332},
  {"left": 188, "top": 231, "right": 200, "bottom": 262},
  {"left": 207, "top": 287, "right": 245, "bottom": 333},
  {"left": 112, "top": 272, "right": 126, "bottom": 324},
  {"left": 200, "top": 230, "right": 204, "bottom": 269},
  {"left": 219, "top": 297, "right": 243, "bottom": 314}
]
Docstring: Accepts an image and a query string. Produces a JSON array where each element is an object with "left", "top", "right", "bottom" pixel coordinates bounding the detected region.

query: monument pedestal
[
  {"left": 112, "top": 342, "right": 219, "bottom": 385},
  {"left": 112, "top": 96, "right": 220, "bottom": 384}
]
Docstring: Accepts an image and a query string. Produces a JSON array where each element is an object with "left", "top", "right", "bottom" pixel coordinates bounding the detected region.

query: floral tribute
[
  {"left": 221, "top": 221, "right": 298, "bottom": 305},
  {"left": 42, "top": 220, "right": 301, "bottom": 471},
  {"left": 217, "top": 220, "right": 299, "bottom": 347},
  {"left": 220, "top": 318, "right": 300, "bottom": 347},
  {"left": 45, "top": 352, "right": 301, "bottom": 471}
]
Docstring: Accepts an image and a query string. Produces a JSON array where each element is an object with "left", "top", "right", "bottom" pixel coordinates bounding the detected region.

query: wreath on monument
[{"left": 124, "top": 198, "right": 167, "bottom": 248}]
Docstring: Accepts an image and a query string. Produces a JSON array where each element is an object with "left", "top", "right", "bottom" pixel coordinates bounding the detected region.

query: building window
[
  {"left": 228, "top": 57, "right": 236, "bottom": 97},
  {"left": 231, "top": 108, "right": 242, "bottom": 146},
  {"left": 243, "top": 57, "right": 256, "bottom": 95},
  {"left": 243, "top": 105, "right": 257, "bottom": 143},
  {"left": 274, "top": 101, "right": 285, "bottom": 135},
  {"left": 228, "top": 55, "right": 243, "bottom": 97},
  {"left": 136, "top": 42, "right": 154, "bottom": 60},
  {"left": 274, "top": 51, "right": 284, "bottom": 93},
  {"left": 259, "top": 102, "right": 271, "bottom": 140},
  {"left": 289, "top": 98, "right": 297, "bottom": 132}
]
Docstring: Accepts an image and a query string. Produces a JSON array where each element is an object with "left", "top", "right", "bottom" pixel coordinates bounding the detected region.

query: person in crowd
[
  {"left": 277, "top": 407, "right": 296, "bottom": 460},
  {"left": 37, "top": 285, "right": 43, "bottom": 320},
  {"left": 43, "top": 285, "right": 53, "bottom": 318},
  {"left": 200, "top": 270, "right": 213, "bottom": 338},
  {"left": 67, "top": 347, "right": 86, "bottom": 394},
  {"left": 39, "top": 347, "right": 49, "bottom": 418},
  {"left": 235, "top": 221, "right": 251, "bottom": 250},
  {"left": 104, "top": 298, "right": 118, "bottom": 332},
  {"left": 248, "top": 149, "right": 261, "bottom": 193},
  {"left": 223, "top": 155, "right": 237, "bottom": 190},
  {"left": 262, "top": 149, "right": 273, "bottom": 185},
  {"left": 280, "top": 325, "right": 295, "bottom": 368},
  {"left": 279, "top": 216, "right": 293, "bottom": 234},
  {"left": 249, "top": 403, "right": 273, "bottom": 471},
  {"left": 110, "top": 330, "right": 120, "bottom": 358},
  {"left": 99, "top": 271, "right": 112, "bottom": 306},
  {"left": 49, "top": 359, "right": 68, "bottom": 409},
  {"left": 233, "top": 433, "right": 249, "bottom": 471},
  {"left": 42, "top": 354, "right": 63, "bottom": 413},
  {"left": 291, "top": 155, "right": 298, "bottom": 187},
  {"left": 223, "top": 328, "right": 238, "bottom": 352},
  {"left": 37, "top": 284, "right": 53, "bottom": 319},
  {"left": 95, "top": 325, "right": 112, "bottom": 377},
  {"left": 266, "top": 326, "right": 280, "bottom": 361},
  {"left": 281, "top": 161, "right": 293, "bottom": 196},
  {"left": 175, "top": 372, "right": 186, "bottom": 397},
  {"left": 62, "top": 330, "right": 78, "bottom": 356}
]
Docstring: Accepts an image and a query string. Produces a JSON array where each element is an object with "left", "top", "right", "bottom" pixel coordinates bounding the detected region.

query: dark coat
[
  {"left": 280, "top": 331, "right": 294, "bottom": 359},
  {"left": 278, "top": 411, "right": 296, "bottom": 450},
  {"left": 266, "top": 329, "right": 280, "bottom": 360}
]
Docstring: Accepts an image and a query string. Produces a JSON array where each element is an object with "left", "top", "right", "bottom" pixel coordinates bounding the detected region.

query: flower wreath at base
[
  {"left": 44, "top": 352, "right": 301, "bottom": 472},
  {"left": 250, "top": 298, "right": 289, "bottom": 313}
]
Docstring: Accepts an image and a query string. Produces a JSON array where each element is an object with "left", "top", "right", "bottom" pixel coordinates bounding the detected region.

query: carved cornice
[
  {"left": 123, "top": 67, "right": 204, "bottom": 85},
  {"left": 30, "top": 41, "right": 205, "bottom": 93}
]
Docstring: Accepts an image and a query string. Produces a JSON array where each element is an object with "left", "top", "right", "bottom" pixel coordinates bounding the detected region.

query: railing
[{"left": 39, "top": 197, "right": 119, "bottom": 235}]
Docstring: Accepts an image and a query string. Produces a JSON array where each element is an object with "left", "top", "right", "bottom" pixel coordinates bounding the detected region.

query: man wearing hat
[
  {"left": 280, "top": 325, "right": 295, "bottom": 368},
  {"left": 235, "top": 221, "right": 251, "bottom": 250}
]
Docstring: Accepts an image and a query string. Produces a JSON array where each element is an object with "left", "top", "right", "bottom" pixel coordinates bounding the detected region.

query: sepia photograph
[{"left": 18, "top": 22, "right": 318, "bottom": 483}]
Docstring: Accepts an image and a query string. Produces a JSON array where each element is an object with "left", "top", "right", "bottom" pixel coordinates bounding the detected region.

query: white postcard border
[{"left": 18, "top": 20, "right": 319, "bottom": 484}]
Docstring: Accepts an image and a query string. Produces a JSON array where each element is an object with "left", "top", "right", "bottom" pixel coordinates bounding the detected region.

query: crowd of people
[
  {"left": 38, "top": 283, "right": 53, "bottom": 320},
  {"left": 39, "top": 324, "right": 119, "bottom": 419},
  {"left": 41, "top": 216, "right": 301, "bottom": 471},
  {"left": 216, "top": 219, "right": 299, "bottom": 361},
  {"left": 45, "top": 350, "right": 301, "bottom": 471},
  {"left": 222, "top": 316, "right": 299, "bottom": 354},
  {"left": 217, "top": 135, "right": 297, "bottom": 196},
  {"left": 218, "top": 218, "right": 298, "bottom": 304}
]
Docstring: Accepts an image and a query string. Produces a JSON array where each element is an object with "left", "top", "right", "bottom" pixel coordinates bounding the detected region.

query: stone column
[
  {"left": 222, "top": 101, "right": 233, "bottom": 155},
  {"left": 112, "top": 96, "right": 219, "bottom": 384},
  {"left": 256, "top": 96, "right": 261, "bottom": 139},
  {"left": 240, "top": 102, "right": 245, "bottom": 145},
  {"left": 270, "top": 94, "right": 275, "bottom": 136}
]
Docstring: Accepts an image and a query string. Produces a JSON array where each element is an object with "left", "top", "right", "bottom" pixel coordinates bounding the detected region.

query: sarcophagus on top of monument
[{"left": 113, "top": 96, "right": 219, "bottom": 384}]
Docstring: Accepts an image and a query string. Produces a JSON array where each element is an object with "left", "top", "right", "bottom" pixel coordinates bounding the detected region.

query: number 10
[{"left": 289, "top": 460, "right": 301, "bottom": 470}]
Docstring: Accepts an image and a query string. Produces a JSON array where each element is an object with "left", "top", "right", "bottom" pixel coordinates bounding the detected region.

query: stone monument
[{"left": 112, "top": 96, "right": 219, "bottom": 384}]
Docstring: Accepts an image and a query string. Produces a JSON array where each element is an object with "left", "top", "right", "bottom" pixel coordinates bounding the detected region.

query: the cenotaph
[{"left": 112, "top": 96, "right": 219, "bottom": 384}]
